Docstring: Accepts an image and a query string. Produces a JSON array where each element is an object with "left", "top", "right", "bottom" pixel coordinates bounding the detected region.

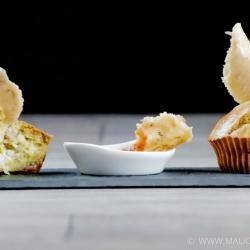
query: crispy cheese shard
[
  {"left": 0, "top": 67, "right": 23, "bottom": 123},
  {"left": 133, "top": 112, "right": 193, "bottom": 151},
  {"left": 223, "top": 23, "right": 250, "bottom": 104}
]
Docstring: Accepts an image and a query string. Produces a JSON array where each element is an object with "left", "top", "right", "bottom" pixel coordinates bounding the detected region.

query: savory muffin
[
  {"left": 0, "top": 120, "right": 52, "bottom": 174},
  {"left": 209, "top": 102, "right": 250, "bottom": 173},
  {"left": 133, "top": 112, "right": 193, "bottom": 151},
  {"left": 209, "top": 23, "right": 250, "bottom": 173},
  {"left": 0, "top": 67, "right": 52, "bottom": 174}
]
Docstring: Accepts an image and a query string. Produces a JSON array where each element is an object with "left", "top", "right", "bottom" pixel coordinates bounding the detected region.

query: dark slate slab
[{"left": 1, "top": 168, "right": 250, "bottom": 189}]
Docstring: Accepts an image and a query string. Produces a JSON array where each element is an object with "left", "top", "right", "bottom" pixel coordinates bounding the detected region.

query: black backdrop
[{"left": 0, "top": 5, "right": 249, "bottom": 113}]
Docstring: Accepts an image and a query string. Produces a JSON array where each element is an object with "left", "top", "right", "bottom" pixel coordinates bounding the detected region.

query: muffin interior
[
  {"left": 0, "top": 120, "right": 52, "bottom": 174},
  {"left": 230, "top": 114, "right": 250, "bottom": 137},
  {"left": 209, "top": 102, "right": 250, "bottom": 140},
  {"left": 1, "top": 121, "right": 51, "bottom": 173}
]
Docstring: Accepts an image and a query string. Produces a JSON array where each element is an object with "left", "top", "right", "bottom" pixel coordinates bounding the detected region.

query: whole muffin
[{"left": 209, "top": 102, "right": 250, "bottom": 173}]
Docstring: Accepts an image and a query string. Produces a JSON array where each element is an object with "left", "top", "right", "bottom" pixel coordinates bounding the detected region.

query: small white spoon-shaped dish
[{"left": 64, "top": 140, "right": 175, "bottom": 175}]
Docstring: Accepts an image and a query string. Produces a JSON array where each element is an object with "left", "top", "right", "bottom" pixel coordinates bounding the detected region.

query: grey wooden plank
[{"left": 0, "top": 189, "right": 250, "bottom": 250}]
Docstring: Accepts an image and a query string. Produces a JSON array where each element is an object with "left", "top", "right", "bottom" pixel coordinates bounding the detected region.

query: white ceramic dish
[{"left": 64, "top": 140, "right": 175, "bottom": 175}]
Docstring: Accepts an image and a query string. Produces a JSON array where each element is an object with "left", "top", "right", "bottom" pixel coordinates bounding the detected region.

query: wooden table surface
[{"left": 2, "top": 114, "right": 250, "bottom": 250}]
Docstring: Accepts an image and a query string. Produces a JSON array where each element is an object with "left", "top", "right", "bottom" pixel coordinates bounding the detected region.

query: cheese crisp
[
  {"left": 223, "top": 23, "right": 250, "bottom": 104},
  {"left": 0, "top": 68, "right": 23, "bottom": 123},
  {"left": 133, "top": 112, "right": 193, "bottom": 151}
]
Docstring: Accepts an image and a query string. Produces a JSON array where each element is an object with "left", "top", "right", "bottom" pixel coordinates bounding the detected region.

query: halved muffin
[
  {"left": 0, "top": 120, "right": 52, "bottom": 174},
  {"left": 0, "top": 67, "right": 52, "bottom": 174},
  {"left": 209, "top": 102, "right": 250, "bottom": 173}
]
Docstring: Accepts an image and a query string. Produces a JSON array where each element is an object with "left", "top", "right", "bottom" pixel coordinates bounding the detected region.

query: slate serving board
[{"left": 0, "top": 168, "right": 250, "bottom": 189}]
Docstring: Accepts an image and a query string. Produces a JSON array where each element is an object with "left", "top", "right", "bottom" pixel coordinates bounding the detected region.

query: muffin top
[{"left": 209, "top": 101, "right": 250, "bottom": 140}]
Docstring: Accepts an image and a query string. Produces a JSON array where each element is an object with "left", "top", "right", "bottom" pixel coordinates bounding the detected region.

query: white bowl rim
[{"left": 63, "top": 141, "right": 176, "bottom": 155}]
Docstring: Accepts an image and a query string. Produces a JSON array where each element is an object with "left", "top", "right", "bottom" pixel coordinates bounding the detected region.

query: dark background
[{"left": 0, "top": 5, "right": 249, "bottom": 113}]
